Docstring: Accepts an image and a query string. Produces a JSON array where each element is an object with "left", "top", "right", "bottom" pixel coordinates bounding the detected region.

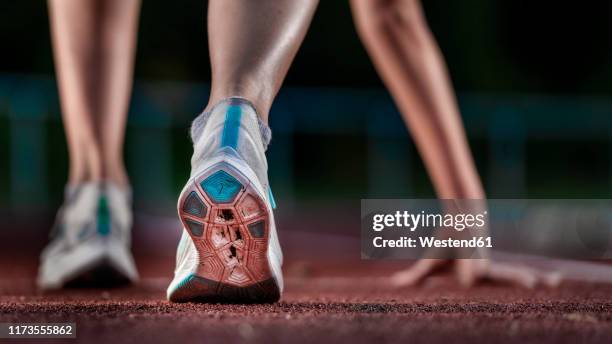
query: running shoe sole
[{"left": 169, "top": 161, "right": 280, "bottom": 303}]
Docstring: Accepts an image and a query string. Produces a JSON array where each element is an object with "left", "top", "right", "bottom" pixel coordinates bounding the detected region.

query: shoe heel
[{"left": 170, "top": 162, "right": 280, "bottom": 303}]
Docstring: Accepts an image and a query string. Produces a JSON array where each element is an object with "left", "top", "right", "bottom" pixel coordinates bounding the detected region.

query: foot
[
  {"left": 391, "top": 259, "right": 562, "bottom": 288},
  {"left": 37, "top": 182, "right": 139, "bottom": 289},
  {"left": 167, "top": 97, "right": 282, "bottom": 303}
]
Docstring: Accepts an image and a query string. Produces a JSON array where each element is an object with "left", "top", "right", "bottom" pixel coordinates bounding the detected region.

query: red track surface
[
  {"left": 1, "top": 214, "right": 612, "bottom": 343},
  {"left": 1, "top": 258, "right": 612, "bottom": 344}
]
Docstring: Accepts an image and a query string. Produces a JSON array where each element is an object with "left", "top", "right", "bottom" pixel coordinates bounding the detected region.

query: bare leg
[
  {"left": 41, "top": 0, "right": 140, "bottom": 289},
  {"left": 95, "top": 0, "right": 141, "bottom": 188},
  {"left": 48, "top": 0, "right": 103, "bottom": 184},
  {"left": 351, "top": 0, "right": 482, "bottom": 199},
  {"left": 167, "top": 1, "right": 318, "bottom": 302},
  {"left": 351, "top": 0, "right": 559, "bottom": 287},
  {"left": 206, "top": 0, "right": 319, "bottom": 122},
  {"left": 49, "top": 0, "right": 140, "bottom": 188}
]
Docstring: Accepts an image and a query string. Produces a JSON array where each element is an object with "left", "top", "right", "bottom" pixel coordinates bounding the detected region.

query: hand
[{"left": 391, "top": 258, "right": 563, "bottom": 288}]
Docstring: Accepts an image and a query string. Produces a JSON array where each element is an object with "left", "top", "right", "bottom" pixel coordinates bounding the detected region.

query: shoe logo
[{"left": 201, "top": 170, "right": 242, "bottom": 203}]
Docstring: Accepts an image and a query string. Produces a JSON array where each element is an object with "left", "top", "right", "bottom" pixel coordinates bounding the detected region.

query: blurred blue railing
[{"left": 1, "top": 73, "right": 611, "bottom": 210}]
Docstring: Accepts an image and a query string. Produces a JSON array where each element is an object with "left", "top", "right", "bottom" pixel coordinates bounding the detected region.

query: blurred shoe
[
  {"left": 37, "top": 182, "right": 139, "bottom": 289},
  {"left": 167, "top": 97, "right": 282, "bottom": 303}
]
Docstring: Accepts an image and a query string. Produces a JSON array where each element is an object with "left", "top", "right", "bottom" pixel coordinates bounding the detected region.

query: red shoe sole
[{"left": 170, "top": 163, "right": 280, "bottom": 303}]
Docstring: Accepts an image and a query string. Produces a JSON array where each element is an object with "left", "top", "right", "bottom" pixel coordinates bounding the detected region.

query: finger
[
  {"left": 540, "top": 270, "right": 563, "bottom": 288},
  {"left": 391, "top": 259, "right": 445, "bottom": 287},
  {"left": 486, "top": 263, "right": 539, "bottom": 289},
  {"left": 455, "top": 259, "right": 489, "bottom": 288}
]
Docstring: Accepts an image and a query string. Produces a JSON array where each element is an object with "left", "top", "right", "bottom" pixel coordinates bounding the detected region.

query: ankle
[
  {"left": 192, "top": 97, "right": 272, "bottom": 150},
  {"left": 207, "top": 88, "right": 272, "bottom": 123},
  {"left": 102, "top": 164, "right": 130, "bottom": 189}
]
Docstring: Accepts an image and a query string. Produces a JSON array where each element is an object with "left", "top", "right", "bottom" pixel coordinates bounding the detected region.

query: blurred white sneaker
[
  {"left": 167, "top": 97, "right": 283, "bottom": 303},
  {"left": 37, "top": 182, "right": 139, "bottom": 289}
]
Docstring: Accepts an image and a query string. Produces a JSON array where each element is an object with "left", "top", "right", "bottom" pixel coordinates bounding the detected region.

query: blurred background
[{"left": 1, "top": 1, "right": 612, "bottom": 271}]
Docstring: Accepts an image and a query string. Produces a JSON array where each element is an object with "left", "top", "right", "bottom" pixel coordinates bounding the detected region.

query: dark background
[
  {"left": 3, "top": 1, "right": 612, "bottom": 92},
  {"left": 1, "top": 0, "right": 612, "bottom": 212}
]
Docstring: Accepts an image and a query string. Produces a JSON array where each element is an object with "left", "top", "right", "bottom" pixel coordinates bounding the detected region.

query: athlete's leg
[
  {"left": 350, "top": 0, "right": 482, "bottom": 199},
  {"left": 350, "top": 0, "right": 559, "bottom": 287},
  {"left": 48, "top": 0, "right": 103, "bottom": 184},
  {"left": 94, "top": 0, "right": 141, "bottom": 188},
  {"left": 168, "top": 0, "right": 318, "bottom": 302},
  {"left": 39, "top": 0, "right": 139, "bottom": 289},
  {"left": 206, "top": 0, "right": 319, "bottom": 122}
]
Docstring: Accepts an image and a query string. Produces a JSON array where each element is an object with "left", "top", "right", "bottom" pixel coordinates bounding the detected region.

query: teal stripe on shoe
[
  {"left": 169, "top": 273, "right": 195, "bottom": 297},
  {"left": 268, "top": 187, "right": 277, "bottom": 209},
  {"left": 220, "top": 105, "right": 242, "bottom": 149},
  {"left": 97, "top": 196, "right": 110, "bottom": 236}
]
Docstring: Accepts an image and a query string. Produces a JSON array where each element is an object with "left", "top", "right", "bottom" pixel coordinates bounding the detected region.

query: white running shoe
[
  {"left": 167, "top": 97, "right": 283, "bottom": 303},
  {"left": 37, "top": 182, "right": 139, "bottom": 289}
]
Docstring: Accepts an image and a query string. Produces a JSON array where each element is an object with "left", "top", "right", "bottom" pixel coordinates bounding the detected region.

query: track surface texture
[
  {"left": 1, "top": 212, "right": 612, "bottom": 343},
  {"left": 1, "top": 260, "right": 612, "bottom": 344}
]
